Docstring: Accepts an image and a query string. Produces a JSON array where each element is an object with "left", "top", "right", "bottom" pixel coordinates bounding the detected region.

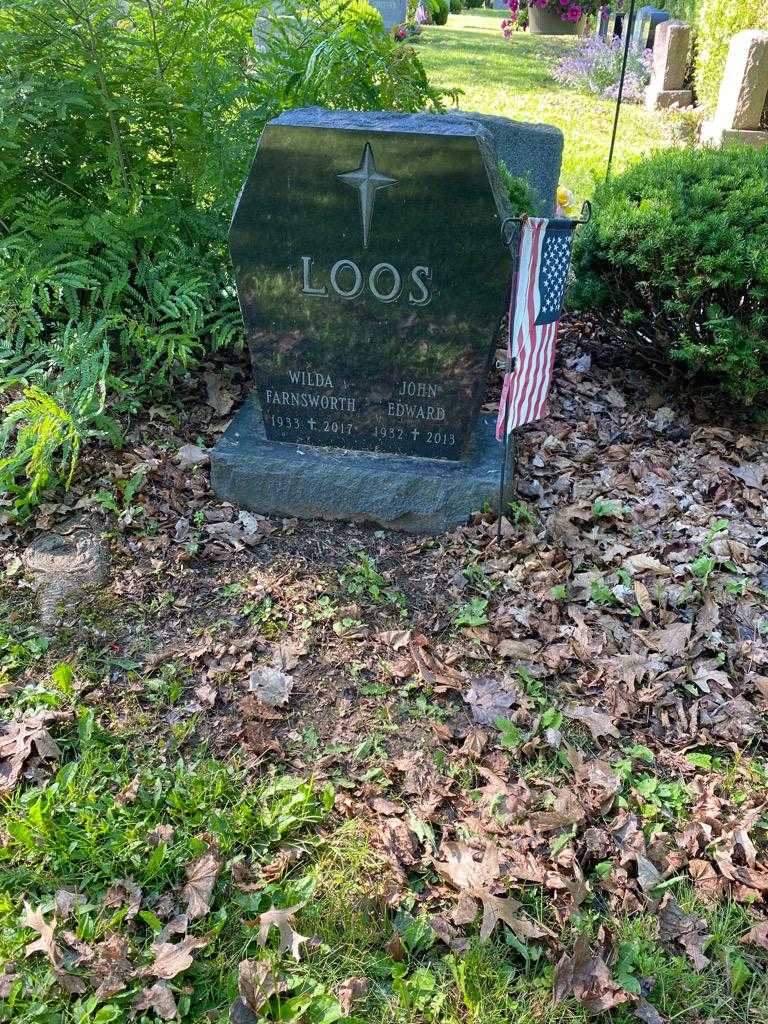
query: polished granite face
[{"left": 229, "top": 111, "right": 510, "bottom": 460}]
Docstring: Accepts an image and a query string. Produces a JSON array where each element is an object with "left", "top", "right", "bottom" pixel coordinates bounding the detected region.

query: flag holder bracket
[{"left": 495, "top": 201, "right": 591, "bottom": 545}]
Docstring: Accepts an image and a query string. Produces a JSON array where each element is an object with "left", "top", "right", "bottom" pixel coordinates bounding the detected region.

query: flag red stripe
[{"left": 510, "top": 219, "right": 544, "bottom": 429}]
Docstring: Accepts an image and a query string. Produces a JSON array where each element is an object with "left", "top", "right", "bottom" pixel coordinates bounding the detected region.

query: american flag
[{"left": 495, "top": 216, "right": 575, "bottom": 439}]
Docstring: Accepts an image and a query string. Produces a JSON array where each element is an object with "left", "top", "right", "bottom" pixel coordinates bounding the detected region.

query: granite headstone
[
  {"left": 631, "top": 6, "right": 669, "bottom": 50},
  {"left": 369, "top": 0, "right": 407, "bottom": 29},
  {"left": 212, "top": 108, "right": 563, "bottom": 532},
  {"left": 227, "top": 108, "right": 510, "bottom": 462}
]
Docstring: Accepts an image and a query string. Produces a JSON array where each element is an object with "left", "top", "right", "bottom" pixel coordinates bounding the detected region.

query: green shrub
[
  {"left": 464, "top": 0, "right": 485, "bottom": 7},
  {"left": 0, "top": 322, "right": 121, "bottom": 514},
  {"left": 498, "top": 163, "right": 540, "bottom": 217},
  {"left": 0, "top": 0, "right": 454, "bottom": 510},
  {"left": 450, "top": 0, "right": 462, "bottom": 11},
  {"left": 431, "top": 0, "right": 450, "bottom": 23},
  {"left": 346, "top": 0, "right": 385, "bottom": 27},
  {"left": 570, "top": 146, "right": 768, "bottom": 407},
  {"left": 694, "top": 0, "right": 768, "bottom": 111}
]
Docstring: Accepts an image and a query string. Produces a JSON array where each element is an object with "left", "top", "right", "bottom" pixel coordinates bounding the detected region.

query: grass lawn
[{"left": 419, "top": 11, "right": 671, "bottom": 200}]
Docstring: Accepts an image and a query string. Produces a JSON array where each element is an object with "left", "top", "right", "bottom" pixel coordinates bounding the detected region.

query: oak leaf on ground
[{"left": 256, "top": 905, "right": 307, "bottom": 962}]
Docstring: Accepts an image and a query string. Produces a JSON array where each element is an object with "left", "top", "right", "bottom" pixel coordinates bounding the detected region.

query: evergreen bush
[
  {"left": 449, "top": 0, "right": 462, "bottom": 12},
  {"left": 431, "top": 0, "right": 450, "bottom": 23},
  {"left": 571, "top": 146, "right": 768, "bottom": 407}
]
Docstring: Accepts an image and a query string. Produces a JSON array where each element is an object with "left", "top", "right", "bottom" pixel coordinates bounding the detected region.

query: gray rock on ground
[{"left": 23, "top": 529, "right": 109, "bottom": 629}]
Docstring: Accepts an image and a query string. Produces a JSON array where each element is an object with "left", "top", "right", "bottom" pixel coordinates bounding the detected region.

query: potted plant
[{"left": 502, "top": 0, "right": 597, "bottom": 36}]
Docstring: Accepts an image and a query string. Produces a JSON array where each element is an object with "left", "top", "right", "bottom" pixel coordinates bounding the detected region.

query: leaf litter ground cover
[{"left": 2, "top": 315, "right": 768, "bottom": 1023}]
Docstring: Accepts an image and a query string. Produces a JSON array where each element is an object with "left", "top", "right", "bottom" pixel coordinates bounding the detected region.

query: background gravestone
[
  {"left": 645, "top": 20, "right": 692, "bottom": 110},
  {"left": 701, "top": 30, "right": 768, "bottom": 149},
  {"left": 213, "top": 108, "right": 563, "bottom": 532},
  {"left": 369, "top": 0, "right": 407, "bottom": 29},
  {"left": 631, "top": 6, "right": 669, "bottom": 51}
]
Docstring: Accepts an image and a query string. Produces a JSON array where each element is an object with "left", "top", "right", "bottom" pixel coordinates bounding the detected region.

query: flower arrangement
[
  {"left": 501, "top": 0, "right": 599, "bottom": 36},
  {"left": 394, "top": 20, "right": 423, "bottom": 40},
  {"left": 553, "top": 35, "right": 652, "bottom": 101}
]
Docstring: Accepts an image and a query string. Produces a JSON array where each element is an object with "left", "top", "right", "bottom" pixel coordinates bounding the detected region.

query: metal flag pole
[
  {"left": 606, "top": 0, "right": 637, "bottom": 181},
  {"left": 496, "top": 218, "right": 522, "bottom": 545}
]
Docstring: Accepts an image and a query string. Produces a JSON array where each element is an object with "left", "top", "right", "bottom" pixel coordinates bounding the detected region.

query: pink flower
[{"left": 565, "top": 4, "right": 582, "bottom": 20}]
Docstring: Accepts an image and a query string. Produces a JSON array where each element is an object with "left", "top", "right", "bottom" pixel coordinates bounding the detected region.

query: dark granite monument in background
[{"left": 211, "top": 107, "right": 563, "bottom": 532}]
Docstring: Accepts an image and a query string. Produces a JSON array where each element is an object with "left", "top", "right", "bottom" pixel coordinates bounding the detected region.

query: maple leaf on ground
[
  {"left": 182, "top": 843, "right": 222, "bottom": 920},
  {"left": 257, "top": 905, "right": 307, "bottom": 961},
  {"left": 142, "top": 935, "right": 208, "bottom": 979},
  {"left": 563, "top": 705, "right": 620, "bottom": 742},
  {"left": 24, "top": 908, "right": 87, "bottom": 996},
  {"left": 553, "top": 934, "right": 631, "bottom": 1013},
  {"left": 134, "top": 981, "right": 178, "bottom": 1020}
]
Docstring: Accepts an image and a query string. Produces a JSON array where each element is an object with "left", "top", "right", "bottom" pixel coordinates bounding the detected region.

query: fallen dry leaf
[
  {"left": 563, "top": 705, "right": 620, "bottom": 741},
  {"left": 248, "top": 667, "right": 293, "bottom": 707},
  {"left": 554, "top": 934, "right": 630, "bottom": 1013},
  {"left": 183, "top": 844, "right": 221, "bottom": 920},
  {"left": 0, "top": 711, "right": 70, "bottom": 794},
  {"left": 235, "top": 958, "right": 286, "bottom": 1017},
  {"left": 464, "top": 677, "right": 519, "bottom": 726},
  {"left": 741, "top": 921, "right": 768, "bottom": 950},
  {"left": 134, "top": 980, "right": 178, "bottom": 1020},
  {"left": 337, "top": 976, "right": 369, "bottom": 1015},
  {"left": 23, "top": 904, "right": 60, "bottom": 965},
  {"left": 143, "top": 935, "right": 208, "bottom": 980},
  {"left": 103, "top": 878, "right": 142, "bottom": 920},
  {"left": 658, "top": 893, "right": 710, "bottom": 971},
  {"left": 257, "top": 905, "right": 307, "bottom": 962}
]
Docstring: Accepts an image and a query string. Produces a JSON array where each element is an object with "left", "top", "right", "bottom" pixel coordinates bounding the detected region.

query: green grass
[{"left": 418, "top": 11, "right": 671, "bottom": 200}]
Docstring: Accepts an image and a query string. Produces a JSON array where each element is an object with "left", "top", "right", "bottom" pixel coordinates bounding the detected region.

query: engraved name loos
[{"left": 300, "top": 257, "right": 431, "bottom": 306}]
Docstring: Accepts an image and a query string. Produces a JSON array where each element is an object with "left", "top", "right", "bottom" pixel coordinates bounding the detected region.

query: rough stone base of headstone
[
  {"left": 701, "top": 120, "right": 768, "bottom": 150},
  {"left": 645, "top": 87, "right": 692, "bottom": 110},
  {"left": 211, "top": 399, "right": 514, "bottom": 534}
]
